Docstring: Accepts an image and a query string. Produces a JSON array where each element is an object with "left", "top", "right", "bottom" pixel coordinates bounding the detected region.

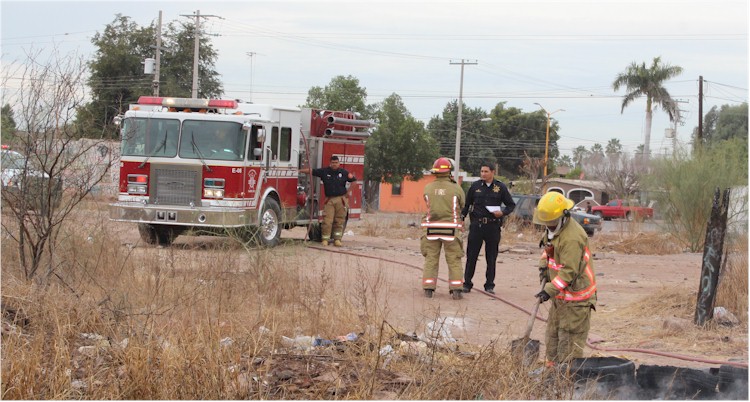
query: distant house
[{"left": 379, "top": 172, "right": 467, "bottom": 213}]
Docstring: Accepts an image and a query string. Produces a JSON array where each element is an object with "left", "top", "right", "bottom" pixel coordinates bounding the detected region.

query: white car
[{"left": 1, "top": 147, "right": 61, "bottom": 211}]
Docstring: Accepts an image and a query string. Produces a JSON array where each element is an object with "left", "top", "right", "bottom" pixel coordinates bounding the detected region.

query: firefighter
[
  {"left": 305, "top": 155, "right": 356, "bottom": 246},
  {"left": 533, "top": 192, "right": 597, "bottom": 366},
  {"left": 421, "top": 157, "right": 466, "bottom": 300}
]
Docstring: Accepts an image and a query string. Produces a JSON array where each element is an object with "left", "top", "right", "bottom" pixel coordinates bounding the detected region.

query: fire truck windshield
[
  {"left": 121, "top": 118, "right": 180, "bottom": 157},
  {"left": 120, "top": 118, "right": 246, "bottom": 162},
  {"left": 179, "top": 121, "right": 245, "bottom": 162}
]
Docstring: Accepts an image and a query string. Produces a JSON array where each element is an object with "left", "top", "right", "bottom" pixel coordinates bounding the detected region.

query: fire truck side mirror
[
  {"left": 253, "top": 148, "right": 262, "bottom": 157},
  {"left": 113, "top": 115, "right": 123, "bottom": 127},
  {"left": 257, "top": 128, "right": 266, "bottom": 143}
]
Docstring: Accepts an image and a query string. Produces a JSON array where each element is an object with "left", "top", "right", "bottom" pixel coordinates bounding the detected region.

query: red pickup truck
[{"left": 590, "top": 199, "right": 654, "bottom": 221}]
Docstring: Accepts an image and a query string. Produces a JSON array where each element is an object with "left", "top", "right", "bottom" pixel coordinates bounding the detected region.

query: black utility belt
[{"left": 472, "top": 217, "right": 500, "bottom": 224}]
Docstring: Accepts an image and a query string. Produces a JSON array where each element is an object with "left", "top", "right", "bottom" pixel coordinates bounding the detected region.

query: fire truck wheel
[
  {"left": 257, "top": 198, "right": 282, "bottom": 247},
  {"left": 138, "top": 223, "right": 178, "bottom": 246}
]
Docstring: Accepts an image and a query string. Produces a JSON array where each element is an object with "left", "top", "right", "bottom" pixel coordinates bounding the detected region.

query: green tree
[
  {"left": 605, "top": 138, "right": 623, "bottom": 156},
  {"left": 693, "top": 103, "right": 748, "bottom": 148},
  {"left": 647, "top": 137, "right": 747, "bottom": 251},
  {"left": 613, "top": 56, "right": 683, "bottom": 161},
  {"left": 303, "top": 75, "right": 373, "bottom": 118},
  {"left": 1, "top": 103, "right": 17, "bottom": 144},
  {"left": 426, "top": 101, "right": 556, "bottom": 177},
  {"left": 572, "top": 145, "right": 588, "bottom": 168},
  {"left": 79, "top": 14, "right": 223, "bottom": 138},
  {"left": 590, "top": 143, "right": 604, "bottom": 157},
  {"left": 364, "top": 94, "right": 438, "bottom": 185},
  {"left": 556, "top": 154, "right": 573, "bottom": 167}
]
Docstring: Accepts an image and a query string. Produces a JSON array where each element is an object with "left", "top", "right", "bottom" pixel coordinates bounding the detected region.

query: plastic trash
[
  {"left": 379, "top": 344, "right": 395, "bottom": 356},
  {"left": 280, "top": 335, "right": 315, "bottom": 349}
]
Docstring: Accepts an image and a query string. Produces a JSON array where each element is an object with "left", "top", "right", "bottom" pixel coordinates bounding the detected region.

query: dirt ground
[{"left": 112, "top": 212, "right": 748, "bottom": 371}]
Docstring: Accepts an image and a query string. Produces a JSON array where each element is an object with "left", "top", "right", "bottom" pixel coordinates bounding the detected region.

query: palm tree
[
  {"left": 613, "top": 57, "right": 683, "bottom": 161},
  {"left": 606, "top": 138, "right": 623, "bottom": 155},
  {"left": 572, "top": 145, "right": 588, "bottom": 168}
]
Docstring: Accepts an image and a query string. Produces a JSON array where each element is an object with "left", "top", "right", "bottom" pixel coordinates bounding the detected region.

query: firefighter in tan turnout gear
[
  {"left": 533, "top": 192, "right": 597, "bottom": 366},
  {"left": 306, "top": 155, "right": 357, "bottom": 246},
  {"left": 421, "top": 157, "right": 466, "bottom": 300}
]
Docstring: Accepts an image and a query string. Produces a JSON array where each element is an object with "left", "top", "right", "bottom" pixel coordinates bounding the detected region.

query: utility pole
[
  {"left": 246, "top": 52, "right": 256, "bottom": 103},
  {"left": 153, "top": 10, "right": 162, "bottom": 96},
  {"left": 449, "top": 59, "right": 477, "bottom": 180},
  {"left": 181, "top": 10, "right": 220, "bottom": 98},
  {"left": 697, "top": 75, "right": 704, "bottom": 153}
]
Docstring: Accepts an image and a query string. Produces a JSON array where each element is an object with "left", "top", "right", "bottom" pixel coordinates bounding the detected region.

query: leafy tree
[
  {"left": 556, "top": 154, "right": 573, "bottom": 167},
  {"left": 79, "top": 14, "right": 223, "bottom": 138},
  {"left": 426, "top": 101, "right": 556, "bottom": 177},
  {"left": 613, "top": 56, "right": 683, "bottom": 161},
  {"left": 590, "top": 143, "right": 604, "bottom": 156},
  {"left": 646, "top": 137, "right": 747, "bottom": 251},
  {"left": 572, "top": 145, "right": 588, "bottom": 168},
  {"left": 1, "top": 103, "right": 17, "bottom": 144},
  {"left": 693, "top": 103, "right": 748, "bottom": 148},
  {"left": 303, "top": 75, "right": 373, "bottom": 118},
  {"left": 364, "top": 94, "right": 438, "bottom": 185},
  {"left": 605, "top": 138, "right": 623, "bottom": 156}
]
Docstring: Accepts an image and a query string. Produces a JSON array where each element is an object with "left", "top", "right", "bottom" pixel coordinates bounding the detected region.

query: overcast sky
[{"left": 2, "top": 0, "right": 748, "bottom": 158}]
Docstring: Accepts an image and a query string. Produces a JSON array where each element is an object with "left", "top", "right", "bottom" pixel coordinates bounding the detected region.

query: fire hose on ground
[{"left": 308, "top": 244, "right": 748, "bottom": 369}]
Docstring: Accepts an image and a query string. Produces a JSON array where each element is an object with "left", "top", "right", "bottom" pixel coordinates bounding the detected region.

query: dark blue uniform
[{"left": 461, "top": 179, "right": 515, "bottom": 292}]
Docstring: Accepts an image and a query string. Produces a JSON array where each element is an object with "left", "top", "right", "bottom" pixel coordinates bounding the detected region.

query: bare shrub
[{"left": 1, "top": 49, "right": 111, "bottom": 283}]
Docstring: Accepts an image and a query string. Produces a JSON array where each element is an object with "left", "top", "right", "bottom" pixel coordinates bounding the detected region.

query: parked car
[
  {"left": 511, "top": 194, "right": 602, "bottom": 237},
  {"left": 590, "top": 199, "right": 653, "bottom": 221},
  {"left": 1, "top": 146, "right": 62, "bottom": 212}
]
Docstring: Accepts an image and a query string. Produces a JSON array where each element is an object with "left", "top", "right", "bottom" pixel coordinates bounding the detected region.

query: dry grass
[{"left": 2, "top": 203, "right": 582, "bottom": 400}]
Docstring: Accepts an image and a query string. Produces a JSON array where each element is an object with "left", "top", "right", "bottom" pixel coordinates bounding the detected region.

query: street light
[{"left": 533, "top": 103, "right": 565, "bottom": 178}]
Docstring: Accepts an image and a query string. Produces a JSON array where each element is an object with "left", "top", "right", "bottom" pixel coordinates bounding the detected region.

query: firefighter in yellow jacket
[
  {"left": 421, "top": 157, "right": 466, "bottom": 300},
  {"left": 533, "top": 192, "right": 597, "bottom": 365}
]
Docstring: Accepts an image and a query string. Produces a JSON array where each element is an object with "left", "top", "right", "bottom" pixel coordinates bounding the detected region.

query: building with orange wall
[{"left": 378, "top": 173, "right": 467, "bottom": 213}]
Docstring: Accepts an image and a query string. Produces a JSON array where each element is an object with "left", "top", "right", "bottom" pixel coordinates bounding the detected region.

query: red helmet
[{"left": 431, "top": 157, "right": 453, "bottom": 174}]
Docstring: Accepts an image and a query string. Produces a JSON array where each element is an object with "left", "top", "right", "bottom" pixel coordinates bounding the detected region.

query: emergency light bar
[{"left": 136, "top": 96, "right": 238, "bottom": 110}]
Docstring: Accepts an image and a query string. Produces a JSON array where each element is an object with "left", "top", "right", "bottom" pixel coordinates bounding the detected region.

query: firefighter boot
[
  {"left": 451, "top": 289, "right": 463, "bottom": 300},
  {"left": 424, "top": 289, "right": 434, "bottom": 298},
  {"left": 321, "top": 240, "right": 329, "bottom": 246},
  {"left": 334, "top": 239, "right": 342, "bottom": 247}
]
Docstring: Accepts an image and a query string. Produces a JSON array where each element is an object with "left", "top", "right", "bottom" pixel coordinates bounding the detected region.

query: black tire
[
  {"left": 307, "top": 222, "right": 322, "bottom": 242},
  {"left": 569, "top": 357, "right": 636, "bottom": 385},
  {"left": 636, "top": 365, "right": 718, "bottom": 399},
  {"left": 138, "top": 223, "right": 179, "bottom": 246},
  {"left": 257, "top": 198, "right": 282, "bottom": 247},
  {"left": 717, "top": 364, "right": 748, "bottom": 397}
]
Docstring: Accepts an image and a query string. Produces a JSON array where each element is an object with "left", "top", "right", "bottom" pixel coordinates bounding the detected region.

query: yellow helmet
[{"left": 533, "top": 192, "right": 574, "bottom": 225}]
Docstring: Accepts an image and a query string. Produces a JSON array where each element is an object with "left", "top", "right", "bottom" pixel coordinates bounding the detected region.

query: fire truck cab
[{"left": 110, "top": 96, "right": 371, "bottom": 247}]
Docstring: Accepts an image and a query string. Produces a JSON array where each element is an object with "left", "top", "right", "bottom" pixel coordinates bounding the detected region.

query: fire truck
[{"left": 110, "top": 96, "right": 372, "bottom": 247}]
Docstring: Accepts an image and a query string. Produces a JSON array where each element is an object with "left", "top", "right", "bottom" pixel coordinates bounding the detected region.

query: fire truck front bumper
[{"left": 109, "top": 202, "right": 259, "bottom": 228}]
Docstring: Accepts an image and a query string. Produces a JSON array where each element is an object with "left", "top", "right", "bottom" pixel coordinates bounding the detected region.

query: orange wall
[
  {"left": 379, "top": 175, "right": 435, "bottom": 213},
  {"left": 379, "top": 174, "right": 467, "bottom": 213}
]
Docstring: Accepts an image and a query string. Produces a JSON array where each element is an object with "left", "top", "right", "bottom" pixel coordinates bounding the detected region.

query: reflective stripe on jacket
[
  {"left": 541, "top": 218, "right": 597, "bottom": 305},
  {"left": 422, "top": 176, "right": 465, "bottom": 241}
]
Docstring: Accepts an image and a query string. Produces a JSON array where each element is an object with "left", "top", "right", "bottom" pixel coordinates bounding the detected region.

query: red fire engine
[{"left": 110, "top": 96, "right": 372, "bottom": 246}]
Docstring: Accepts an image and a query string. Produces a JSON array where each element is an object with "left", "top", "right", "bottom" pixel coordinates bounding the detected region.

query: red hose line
[{"left": 307, "top": 244, "right": 749, "bottom": 369}]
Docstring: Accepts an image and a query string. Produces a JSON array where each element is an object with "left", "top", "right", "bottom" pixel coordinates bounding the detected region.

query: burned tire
[
  {"left": 257, "top": 198, "right": 282, "bottom": 247},
  {"left": 570, "top": 357, "right": 636, "bottom": 385},
  {"left": 138, "top": 223, "right": 179, "bottom": 246},
  {"left": 717, "top": 364, "right": 748, "bottom": 398},
  {"left": 636, "top": 365, "right": 718, "bottom": 400}
]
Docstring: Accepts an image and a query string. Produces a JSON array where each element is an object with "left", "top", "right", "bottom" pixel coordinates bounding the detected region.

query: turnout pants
[
  {"left": 545, "top": 299, "right": 593, "bottom": 363},
  {"left": 421, "top": 235, "right": 464, "bottom": 291},
  {"left": 464, "top": 221, "right": 501, "bottom": 291},
  {"left": 322, "top": 196, "right": 347, "bottom": 241}
]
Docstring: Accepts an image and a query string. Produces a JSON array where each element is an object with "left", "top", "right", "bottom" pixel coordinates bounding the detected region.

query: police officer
[
  {"left": 305, "top": 155, "right": 356, "bottom": 246},
  {"left": 461, "top": 163, "right": 515, "bottom": 294},
  {"left": 534, "top": 192, "right": 597, "bottom": 366},
  {"left": 421, "top": 157, "right": 465, "bottom": 300}
]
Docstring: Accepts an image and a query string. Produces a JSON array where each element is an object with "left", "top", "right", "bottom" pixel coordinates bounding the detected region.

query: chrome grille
[{"left": 153, "top": 168, "right": 198, "bottom": 205}]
